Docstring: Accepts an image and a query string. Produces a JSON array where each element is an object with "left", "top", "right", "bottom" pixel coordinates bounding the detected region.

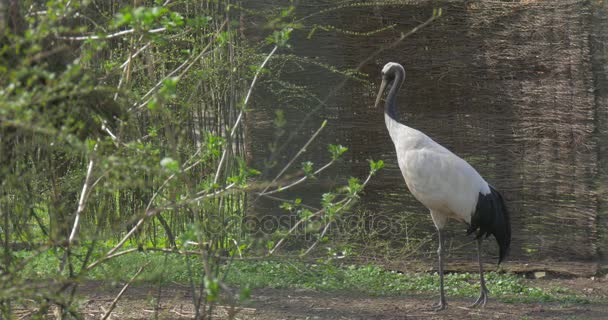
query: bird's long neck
[{"left": 384, "top": 73, "right": 404, "bottom": 128}]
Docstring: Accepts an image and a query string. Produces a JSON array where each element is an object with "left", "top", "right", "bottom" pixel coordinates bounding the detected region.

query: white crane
[{"left": 374, "top": 62, "right": 511, "bottom": 310}]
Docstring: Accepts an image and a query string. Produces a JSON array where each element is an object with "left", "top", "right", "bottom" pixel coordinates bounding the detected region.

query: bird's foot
[
  {"left": 431, "top": 300, "right": 447, "bottom": 311},
  {"left": 469, "top": 287, "right": 489, "bottom": 308}
]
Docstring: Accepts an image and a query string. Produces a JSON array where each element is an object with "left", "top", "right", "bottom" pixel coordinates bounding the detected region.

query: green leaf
[
  {"left": 216, "top": 31, "right": 230, "bottom": 46},
  {"left": 328, "top": 144, "right": 348, "bottom": 161},
  {"left": 204, "top": 276, "right": 220, "bottom": 302},
  {"left": 280, "top": 6, "right": 295, "bottom": 18},
  {"left": 159, "top": 76, "right": 179, "bottom": 99},
  {"left": 266, "top": 240, "right": 275, "bottom": 251},
  {"left": 321, "top": 192, "right": 336, "bottom": 207},
  {"left": 273, "top": 109, "right": 286, "bottom": 128},
  {"left": 239, "top": 286, "right": 251, "bottom": 301},
  {"left": 85, "top": 139, "right": 97, "bottom": 152},
  {"left": 280, "top": 202, "right": 293, "bottom": 211},
  {"left": 301, "top": 161, "right": 314, "bottom": 177},
  {"left": 266, "top": 27, "right": 293, "bottom": 47},
  {"left": 299, "top": 208, "right": 313, "bottom": 219},
  {"left": 369, "top": 159, "right": 384, "bottom": 174},
  {"left": 346, "top": 177, "right": 362, "bottom": 197},
  {"left": 160, "top": 157, "right": 179, "bottom": 173},
  {"left": 187, "top": 16, "right": 212, "bottom": 28}
]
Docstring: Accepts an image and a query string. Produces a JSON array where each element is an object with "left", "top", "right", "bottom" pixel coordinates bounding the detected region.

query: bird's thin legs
[
  {"left": 432, "top": 229, "right": 447, "bottom": 311},
  {"left": 471, "top": 238, "right": 489, "bottom": 308}
]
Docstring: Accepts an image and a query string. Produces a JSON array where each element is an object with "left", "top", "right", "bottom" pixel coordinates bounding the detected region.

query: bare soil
[{"left": 17, "top": 276, "right": 606, "bottom": 320}]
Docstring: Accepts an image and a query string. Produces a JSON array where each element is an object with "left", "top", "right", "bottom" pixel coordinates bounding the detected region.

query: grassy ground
[
  {"left": 15, "top": 250, "right": 594, "bottom": 303},
  {"left": 9, "top": 250, "right": 608, "bottom": 319}
]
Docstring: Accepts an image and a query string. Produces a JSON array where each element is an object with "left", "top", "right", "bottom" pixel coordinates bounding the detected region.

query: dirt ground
[{"left": 19, "top": 276, "right": 605, "bottom": 320}]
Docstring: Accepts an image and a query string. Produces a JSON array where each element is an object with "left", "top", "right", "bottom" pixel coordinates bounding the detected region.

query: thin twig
[
  {"left": 256, "top": 120, "right": 327, "bottom": 198},
  {"left": 256, "top": 158, "right": 335, "bottom": 196},
  {"left": 86, "top": 248, "right": 138, "bottom": 270},
  {"left": 68, "top": 145, "right": 97, "bottom": 245},
  {"left": 260, "top": 10, "right": 442, "bottom": 171},
  {"left": 131, "top": 19, "right": 227, "bottom": 112},
  {"left": 137, "top": 44, "right": 216, "bottom": 108},
  {"left": 60, "top": 27, "right": 166, "bottom": 41},
  {"left": 102, "top": 182, "right": 234, "bottom": 259},
  {"left": 257, "top": 193, "right": 320, "bottom": 212},
  {"left": 100, "top": 262, "right": 149, "bottom": 320},
  {"left": 301, "top": 170, "right": 376, "bottom": 255},
  {"left": 270, "top": 166, "right": 377, "bottom": 256},
  {"left": 304, "top": 221, "right": 332, "bottom": 255},
  {"left": 213, "top": 45, "right": 278, "bottom": 184}
]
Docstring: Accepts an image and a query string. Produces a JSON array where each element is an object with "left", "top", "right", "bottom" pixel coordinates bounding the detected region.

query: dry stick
[
  {"left": 268, "top": 209, "right": 324, "bottom": 255},
  {"left": 60, "top": 27, "right": 166, "bottom": 41},
  {"left": 259, "top": 11, "right": 443, "bottom": 175},
  {"left": 255, "top": 119, "right": 327, "bottom": 198},
  {"left": 109, "top": 0, "right": 174, "bottom": 130},
  {"left": 133, "top": 19, "right": 227, "bottom": 112},
  {"left": 86, "top": 248, "right": 138, "bottom": 271},
  {"left": 213, "top": 45, "right": 279, "bottom": 184},
  {"left": 100, "top": 262, "right": 149, "bottom": 320},
  {"left": 303, "top": 168, "right": 376, "bottom": 255},
  {"left": 113, "top": 35, "right": 144, "bottom": 101},
  {"left": 258, "top": 193, "right": 320, "bottom": 211},
  {"left": 268, "top": 197, "right": 345, "bottom": 255},
  {"left": 94, "top": 23, "right": 229, "bottom": 260},
  {"left": 132, "top": 38, "right": 223, "bottom": 111},
  {"left": 61, "top": 147, "right": 98, "bottom": 315},
  {"left": 101, "top": 182, "right": 233, "bottom": 259},
  {"left": 136, "top": 44, "right": 212, "bottom": 108},
  {"left": 269, "top": 164, "right": 376, "bottom": 255},
  {"left": 257, "top": 158, "right": 335, "bottom": 196},
  {"left": 119, "top": 42, "right": 151, "bottom": 69},
  {"left": 68, "top": 144, "right": 97, "bottom": 245}
]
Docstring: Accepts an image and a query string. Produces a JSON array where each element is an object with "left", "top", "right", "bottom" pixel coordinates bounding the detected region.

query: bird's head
[{"left": 374, "top": 62, "right": 406, "bottom": 111}]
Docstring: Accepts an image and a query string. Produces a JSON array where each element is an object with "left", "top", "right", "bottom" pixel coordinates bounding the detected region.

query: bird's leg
[
  {"left": 471, "top": 238, "right": 489, "bottom": 308},
  {"left": 432, "top": 229, "right": 447, "bottom": 311}
]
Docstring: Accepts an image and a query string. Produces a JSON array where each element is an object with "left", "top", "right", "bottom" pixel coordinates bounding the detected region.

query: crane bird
[{"left": 374, "top": 62, "right": 511, "bottom": 311}]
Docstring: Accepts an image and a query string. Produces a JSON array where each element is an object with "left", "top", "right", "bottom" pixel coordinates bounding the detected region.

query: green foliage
[
  {"left": 0, "top": 0, "right": 389, "bottom": 317},
  {"left": 223, "top": 260, "right": 590, "bottom": 304},
  {"left": 204, "top": 276, "right": 220, "bottom": 302},
  {"left": 345, "top": 177, "right": 363, "bottom": 197},
  {"left": 160, "top": 157, "right": 180, "bottom": 173},
  {"left": 113, "top": 6, "right": 174, "bottom": 31},
  {"left": 328, "top": 144, "right": 348, "bottom": 161},
  {"left": 369, "top": 159, "right": 384, "bottom": 174},
  {"left": 301, "top": 161, "right": 314, "bottom": 177},
  {"left": 266, "top": 27, "right": 293, "bottom": 48}
]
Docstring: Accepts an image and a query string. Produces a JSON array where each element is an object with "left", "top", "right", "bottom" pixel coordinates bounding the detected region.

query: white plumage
[
  {"left": 375, "top": 62, "right": 511, "bottom": 311},
  {"left": 386, "top": 114, "right": 490, "bottom": 228}
]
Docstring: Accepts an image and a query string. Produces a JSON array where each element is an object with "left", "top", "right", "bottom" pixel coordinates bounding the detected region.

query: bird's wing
[{"left": 396, "top": 137, "right": 489, "bottom": 223}]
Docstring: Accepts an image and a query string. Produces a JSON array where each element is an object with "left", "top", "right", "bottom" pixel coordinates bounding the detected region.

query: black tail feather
[{"left": 467, "top": 185, "right": 511, "bottom": 263}]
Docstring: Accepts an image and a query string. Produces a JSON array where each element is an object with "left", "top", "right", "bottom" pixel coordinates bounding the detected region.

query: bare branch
[
  {"left": 256, "top": 157, "right": 334, "bottom": 197},
  {"left": 256, "top": 120, "right": 327, "bottom": 198},
  {"left": 60, "top": 27, "right": 166, "bottom": 41},
  {"left": 100, "top": 262, "right": 149, "bottom": 320},
  {"left": 68, "top": 146, "right": 97, "bottom": 245},
  {"left": 86, "top": 248, "right": 138, "bottom": 270},
  {"left": 213, "top": 45, "right": 279, "bottom": 184},
  {"left": 131, "top": 20, "right": 228, "bottom": 112}
]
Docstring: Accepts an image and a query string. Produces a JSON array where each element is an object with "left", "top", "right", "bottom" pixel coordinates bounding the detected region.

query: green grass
[
  {"left": 223, "top": 260, "right": 590, "bottom": 304},
  {"left": 12, "top": 249, "right": 590, "bottom": 304}
]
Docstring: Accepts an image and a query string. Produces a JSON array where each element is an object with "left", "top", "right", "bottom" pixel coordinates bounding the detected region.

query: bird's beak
[{"left": 374, "top": 79, "right": 388, "bottom": 111}]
